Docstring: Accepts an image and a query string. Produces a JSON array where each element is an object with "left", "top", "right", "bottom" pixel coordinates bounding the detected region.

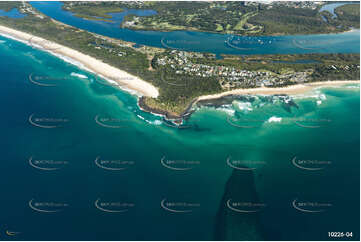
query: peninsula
[{"left": 0, "top": 2, "right": 359, "bottom": 120}]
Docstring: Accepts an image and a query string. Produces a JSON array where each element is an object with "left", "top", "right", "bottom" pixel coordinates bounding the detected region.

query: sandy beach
[
  {"left": 197, "top": 80, "right": 360, "bottom": 101},
  {"left": 0, "top": 24, "right": 358, "bottom": 103},
  {"left": 0, "top": 25, "right": 159, "bottom": 98}
]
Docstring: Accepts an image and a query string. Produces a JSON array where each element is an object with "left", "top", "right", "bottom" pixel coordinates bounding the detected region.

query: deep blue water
[
  {"left": 0, "top": 34, "right": 359, "bottom": 241},
  {"left": 0, "top": 1, "right": 360, "bottom": 240},
  {"left": 29, "top": 1, "right": 360, "bottom": 55}
]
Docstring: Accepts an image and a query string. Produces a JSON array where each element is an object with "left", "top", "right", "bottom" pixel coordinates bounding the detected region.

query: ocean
[{"left": 0, "top": 30, "right": 359, "bottom": 240}]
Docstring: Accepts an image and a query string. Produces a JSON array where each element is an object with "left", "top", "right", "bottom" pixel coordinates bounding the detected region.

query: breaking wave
[{"left": 70, "top": 72, "right": 88, "bottom": 79}]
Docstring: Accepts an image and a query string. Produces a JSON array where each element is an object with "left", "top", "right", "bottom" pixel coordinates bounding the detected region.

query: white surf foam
[
  {"left": 70, "top": 72, "right": 88, "bottom": 79},
  {"left": 217, "top": 105, "right": 236, "bottom": 116},
  {"left": 0, "top": 32, "right": 141, "bottom": 97},
  {"left": 267, "top": 116, "right": 282, "bottom": 123},
  {"left": 235, "top": 101, "right": 253, "bottom": 112},
  {"left": 136, "top": 114, "right": 162, "bottom": 125}
]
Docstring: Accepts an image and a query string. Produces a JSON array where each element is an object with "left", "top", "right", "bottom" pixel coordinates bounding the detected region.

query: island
[
  {"left": 63, "top": 1, "right": 360, "bottom": 35},
  {"left": 0, "top": 2, "right": 359, "bottom": 121}
]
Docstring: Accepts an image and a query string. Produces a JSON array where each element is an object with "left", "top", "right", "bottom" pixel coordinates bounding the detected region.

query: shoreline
[
  {"left": 138, "top": 96, "right": 197, "bottom": 121},
  {"left": 0, "top": 25, "right": 359, "bottom": 122},
  {"left": 196, "top": 81, "right": 360, "bottom": 102},
  {"left": 124, "top": 24, "right": 358, "bottom": 38},
  {"left": 0, "top": 25, "right": 159, "bottom": 98},
  {"left": 139, "top": 80, "right": 360, "bottom": 121}
]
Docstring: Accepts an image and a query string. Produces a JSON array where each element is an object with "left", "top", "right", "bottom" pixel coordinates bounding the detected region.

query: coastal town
[
  {"left": 244, "top": 1, "right": 323, "bottom": 10},
  {"left": 156, "top": 50, "right": 313, "bottom": 89},
  {"left": 0, "top": 1, "right": 359, "bottom": 117},
  {"left": 0, "top": 2, "right": 359, "bottom": 242},
  {"left": 17, "top": 2, "right": 44, "bottom": 18}
]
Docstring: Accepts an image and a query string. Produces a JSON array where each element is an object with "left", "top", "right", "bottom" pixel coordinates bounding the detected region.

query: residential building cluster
[{"left": 156, "top": 50, "right": 311, "bottom": 88}]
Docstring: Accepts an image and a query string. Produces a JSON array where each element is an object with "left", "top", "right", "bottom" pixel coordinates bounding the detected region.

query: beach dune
[{"left": 0, "top": 25, "right": 159, "bottom": 98}]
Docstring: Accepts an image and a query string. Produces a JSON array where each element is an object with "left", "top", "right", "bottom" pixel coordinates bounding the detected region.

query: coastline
[
  {"left": 0, "top": 25, "right": 159, "bottom": 98},
  {"left": 138, "top": 96, "right": 197, "bottom": 121},
  {"left": 0, "top": 25, "right": 359, "bottom": 122},
  {"left": 196, "top": 81, "right": 360, "bottom": 102},
  {"left": 138, "top": 80, "right": 360, "bottom": 121}
]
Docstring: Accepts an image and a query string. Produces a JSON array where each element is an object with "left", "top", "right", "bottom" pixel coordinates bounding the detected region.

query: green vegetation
[
  {"left": 121, "top": 2, "right": 264, "bottom": 34},
  {"left": 337, "top": 3, "right": 360, "bottom": 17},
  {"left": 0, "top": 2, "right": 359, "bottom": 118},
  {"left": 250, "top": 6, "right": 332, "bottom": 35},
  {"left": 0, "top": 2, "right": 19, "bottom": 12},
  {"left": 62, "top": 1, "right": 360, "bottom": 36},
  {"left": 62, "top": 2, "right": 123, "bottom": 21},
  {"left": 233, "top": 12, "right": 258, "bottom": 31},
  {"left": 145, "top": 51, "right": 359, "bottom": 116},
  {"left": 69, "top": 13, "right": 114, "bottom": 22},
  {"left": 334, "top": 4, "right": 360, "bottom": 28},
  {"left": 0, "top": 3, "right": 158, "bottom": 84},
  {"left": 148, "top": 69, "right": 222, "bottom": 115},
  {"left": 194, "top": 53, "right": 360, "bottom": 76}
]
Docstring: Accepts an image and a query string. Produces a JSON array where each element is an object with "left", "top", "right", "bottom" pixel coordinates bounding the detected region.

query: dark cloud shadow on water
[{"left": 214, "top": 168, "right": 276, "bottom": 240}]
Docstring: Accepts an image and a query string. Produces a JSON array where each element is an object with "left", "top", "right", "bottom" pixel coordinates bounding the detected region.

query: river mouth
[
  {"left": 0, "top": 2, "right": 359, "bottom": 241},
  {"left": 29, "top": 1, "right": 360, "bottom": 55}
]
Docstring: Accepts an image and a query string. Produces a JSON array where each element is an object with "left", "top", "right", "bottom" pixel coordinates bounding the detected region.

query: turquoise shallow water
[{"left": 0, "top": 32, "right": 359, "bottom": 240}]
